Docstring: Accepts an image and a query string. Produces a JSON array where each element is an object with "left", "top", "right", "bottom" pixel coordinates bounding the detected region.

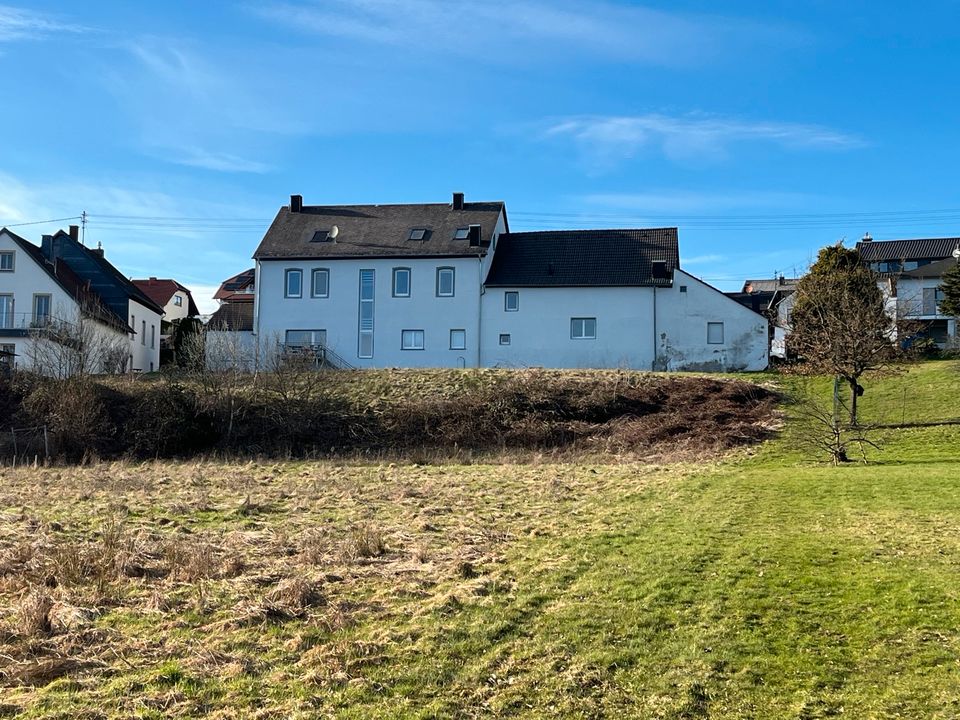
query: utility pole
[{"left": 81, "top": 210, "right": 87, "bottom": 245}]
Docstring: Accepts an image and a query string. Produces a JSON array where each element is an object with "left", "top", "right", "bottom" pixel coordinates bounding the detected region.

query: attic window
[
  {"left": 454, "top": 227, "right": 470, "bottom": 240},
  {"left": 408, "top": 228, "right": 428, "bottom": 241},
  {"left": 310, "top": 230, "right": 331, "bottom": 243}
]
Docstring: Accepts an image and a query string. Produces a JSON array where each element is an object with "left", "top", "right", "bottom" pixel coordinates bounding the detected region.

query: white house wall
[
  {"left": 128, "top": 299, "right": 162, "bottom": 373},
  {"left": 480, "top": 269, "right": 768, "bottom": 371},
  {"left": 256, "top": 256, "right": 486, "bottom": 368}
]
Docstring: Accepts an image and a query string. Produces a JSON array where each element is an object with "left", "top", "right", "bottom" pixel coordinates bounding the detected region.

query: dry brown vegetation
[{"left": 0, "top": 369, "right": 778, "bottom": 463}]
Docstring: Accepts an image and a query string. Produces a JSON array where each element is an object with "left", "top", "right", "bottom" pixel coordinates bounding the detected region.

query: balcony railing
[
  {"left": 0, "top": 312, "right": 76, "bottom": 338},
  {"left": 278, "top": 343, "right": 355, "bottom": 370}
]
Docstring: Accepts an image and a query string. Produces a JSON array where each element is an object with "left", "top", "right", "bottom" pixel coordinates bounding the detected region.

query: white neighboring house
[
  {"left": 857, "top": 235, "right": 960, "bottom": 347},
  {"left": 0, "top": 227, "right": 132, "bottom": 375},
  {"left": 253, "top": 193, "right": 507, "bottom": 368},
  {"left": 481, "top": 229, "right": 769, "bottom": 371},
  {"left": 0, "top": 226, "right": 164, "bottom": 375}
]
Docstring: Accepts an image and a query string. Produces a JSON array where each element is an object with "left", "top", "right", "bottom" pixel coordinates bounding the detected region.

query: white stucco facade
[
  {"left": 128, "top": 298, "right": 163, "bottom": 373},
  {"left": 480, "top": 269, "right": 768, "bottom": 371}
]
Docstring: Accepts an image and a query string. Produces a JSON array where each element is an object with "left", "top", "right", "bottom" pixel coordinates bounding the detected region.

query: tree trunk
[{"left": 848, "top": 377, "right": 859, "bottom": 426}]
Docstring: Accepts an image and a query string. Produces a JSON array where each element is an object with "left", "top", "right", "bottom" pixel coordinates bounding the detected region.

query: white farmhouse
[
  {"left": 251, "top": 193, "right": 769, "bottom": 371},
  {"left": 481, "top": 229, "right": 768, "bottom": 371},
  {"left": 0, "top": 226, "right": 164, "bottom": 375},
  {"left": 254, "top": 193, "right": 507, "bottom": 368}
]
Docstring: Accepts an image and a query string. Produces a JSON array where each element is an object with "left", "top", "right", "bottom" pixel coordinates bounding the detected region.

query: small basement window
[
  {"left": 499, "top": 333, "right": 511, "bottom": 346},
  {"left": 454, "top": 227, "right": 470, "bottom": 240},
  {"left": 707, "top": 322, "right": 724, "bottom": 344},
  {"left": 408, "top": 228, "right": 428, "bottom": 241},
  {"left": 679, "top": 285, "right": 687, "bottom": 293}
]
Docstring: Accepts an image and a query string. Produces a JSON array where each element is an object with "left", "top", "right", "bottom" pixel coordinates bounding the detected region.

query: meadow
[{"left": 1, "top": 362, "right": 959, "bottom": 718}]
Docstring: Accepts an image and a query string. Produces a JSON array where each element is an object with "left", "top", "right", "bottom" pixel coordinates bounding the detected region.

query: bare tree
[
  {"left": 24, "top": 302, "right": 129, "bottom": 379},
  {"left": 787, "top": 244, "right": 903, "bottom": 425}
]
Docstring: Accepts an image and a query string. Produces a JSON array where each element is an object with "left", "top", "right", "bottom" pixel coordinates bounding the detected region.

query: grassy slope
[{"left": 3, "top": 362, "right": 960, "bottom": 718}]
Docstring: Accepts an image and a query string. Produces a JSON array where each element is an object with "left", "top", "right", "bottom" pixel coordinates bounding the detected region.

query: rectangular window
[
  {"left": 679, "top": 285, "right": 688, "bottom": 293},
  {"left": 173, "top": 295, "right": 183, "bottom": 306},
  {"left": 0, "top": 295, "right": 13, "bottom": 329},
  {"left": 436, "top": 267, "right": 455, "bottom": 297},
  {"left": 151, "top": 324, "right": 156, "bottom": 349},
  {"left": 285, "top": 269, "right": 303, "bottom": 298},
  {"left": 454, "top": 227, "right": 470, "bottom": 240},
  {"left": 401, "top": 329, "right": 425, "bottom": 350},
  {"left": 499, "top": 333, "right": 511, "bottom": 346},
  {"left": 131, "top": 314, "right": 135, "bottom": 339},
  {"left": 0, "top": 251, "right": 13, "bottom": 271},
  {"left": 33, "top": 294, "right": 51, "bottom": 326},
  {"left": 311, "top": 268, "right": 330, "bottom": 298},
  {"left": 571, "top": 317, "right": 597, "bottom": 339},
  {"left": 504, "top": 291, "right": 519, "bottom": 312},
  {"left": 393, "top": 268, "right": 411, "bottom": 297},
  {"left": 707, "top": 322, "right": 724, "bottom": 344},
  {"left": 358, "top": 269, "right": 375, "bottom": 358},
  {"left": 142, "top": 320, "right": 146, "bottom": 345},
  {"left": 286, "top": 329, "right": 327, "bottom": 347},
  {"left": 449, "top": 329, "right": 466, "bottom": 350}
]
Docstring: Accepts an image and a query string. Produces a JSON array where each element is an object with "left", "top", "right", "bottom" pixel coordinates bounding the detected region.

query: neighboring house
[
  {"left": 0, "top": 226, "right": 137, "bottom": 375},
  {"left": 205, "top": 301, "right": 258, "bottom": 370},
  {"left": 253, "top": 193, "right": 507, "bottom": 368},
  {"left": 251, "top": 193, "right": 768, "bottom": 371},
  {"left": 132, "top": 277, "right": 199, "bottom": 363},
  {"left": 857, "top": 234, "right": 960, "bottom": 347},
  {"left": 483, "top": 229, "right": 768, "bottom": 371},
  {"left": 214, "top": 268, "right": 255, "bottom": 304},
  {"left": 727, "top": 276, "right": 799, "bottom": 359}
]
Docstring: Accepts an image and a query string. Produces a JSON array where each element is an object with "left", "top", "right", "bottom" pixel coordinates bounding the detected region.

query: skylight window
[
  {"left": 310, "top": 230, "right": 331, "bottom": 243},
  {"left": 408, "top": 228, "right": 428, "bottom": 241},
  {"left": 454, "top": 227, "right": 470, "bottom": 240}
]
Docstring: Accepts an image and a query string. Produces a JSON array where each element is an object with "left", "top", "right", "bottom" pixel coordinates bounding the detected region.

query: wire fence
[{"left": 0, "top": 425, "right": 50, "bottom": 466}]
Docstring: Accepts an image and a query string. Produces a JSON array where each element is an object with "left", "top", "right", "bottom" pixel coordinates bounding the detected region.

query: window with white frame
[
  {"left": 401, "top": 329, "right": 425, "bottom": 350},
  {"left": 286, "top": 329, "right": 327, "bottom": 347},
  {"left": 0, "top": 251, "right": 13, "bottom": 271},
  {"left": 436, "top": 267, "right": 455, "bottom": 297},
  {"left": 504, "top": 291, "right": 519, "bottom": 312},
  {"left": 33, "top": 294, "right": 51, "bottom": 326},
  {"left": 0, "top": 295, "right": 13, "bottom": 329},
  {"left": 707, "top": 322, "right": 724, "bottom": 344},
  {"left": 312, "top": 268, "right": 330, "bottom": 298},
  {"left": 285, "top": 269, "right": 303, "bottom": 298},
  {"left": 449, "top": 329, "right": 466, "bottom": 350},
  {"left": 393, "top": 268, "right": 411, "bottom": 297},
  {"left": 173, "top": 295, "right": 183, "bottom": 306},
  {"left": 570, "top": 317, "right": 597, "bottom": 339}
]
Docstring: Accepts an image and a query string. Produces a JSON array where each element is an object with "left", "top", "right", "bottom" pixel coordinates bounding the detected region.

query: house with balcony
[
  {"left": 250, "top": 192, "right": 768, "bottom": 371},
  {"left": 0, "top": 225, "right": 164, "bottom": 375},
  {"left": 856, "top": 234, "right": 960, "bottom": 347}
]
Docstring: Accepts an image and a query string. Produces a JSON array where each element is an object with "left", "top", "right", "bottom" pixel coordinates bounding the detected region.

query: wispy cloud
[
  {"left": 545, "top": 113, "right": 864, "bottom": 168},
  {"left": 164, "top": 147, "right": 272, "bottom": 174},
  {"left": 0, "top": 5, "right": 89, "bottom": 42},
  {"left": 251, "top": 0, "right": 799, "bottom": 66}
]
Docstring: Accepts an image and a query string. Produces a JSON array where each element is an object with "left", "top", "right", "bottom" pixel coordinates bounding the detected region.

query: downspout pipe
[{"left": 652, "top": 284, "right": 657, "bottom": 371}]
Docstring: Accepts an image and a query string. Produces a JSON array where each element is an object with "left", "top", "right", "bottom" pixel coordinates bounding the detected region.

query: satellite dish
[
  {"left": 953, "top": 243, "right": 960, "bottom": 259},
  {"left": 328, "top": 225, "right": 339, "bottom": 242}
]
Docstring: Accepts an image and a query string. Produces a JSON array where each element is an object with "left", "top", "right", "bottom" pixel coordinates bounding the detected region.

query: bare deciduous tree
[{"left": 24, "top": 302, "right": 129, "bottom": 379}]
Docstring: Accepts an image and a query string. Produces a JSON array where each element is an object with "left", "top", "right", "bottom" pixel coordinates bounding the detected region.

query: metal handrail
[{"left": 278, "top": 342, "right": 355, "bottom": 370}]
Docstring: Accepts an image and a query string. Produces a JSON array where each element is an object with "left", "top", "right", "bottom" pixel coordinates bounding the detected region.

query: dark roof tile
[
  {"left": 484, "top": 228, "right": 679, "bottom": 287},
  {"left": 857, "top": 237, "right": 960, "bottom": 262}
]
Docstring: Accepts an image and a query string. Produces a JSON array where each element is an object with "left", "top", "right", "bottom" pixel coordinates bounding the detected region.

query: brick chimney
[
  {"left": 452, "top": 192, "right": 465, "bottom": 211},
  {"left": 68, "top": 225, "right": 79, "bottom": 242},
  {"left": 290, "top": 194, "right": 303, "bottom": 213}
]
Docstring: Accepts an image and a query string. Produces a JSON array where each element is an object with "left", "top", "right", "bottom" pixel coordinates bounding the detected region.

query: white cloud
[
  {"left": 251, "top": 0, "right": 797, "bottom": 66},
  {"left": 546, "top": 114, "right": 864, "bottom": 167},
  {"left": 0, "top": 5, "right": 89, "bottom": 42}
]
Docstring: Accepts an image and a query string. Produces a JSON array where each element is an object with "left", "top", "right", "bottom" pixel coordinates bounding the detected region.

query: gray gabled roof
[
  {"left": 902, "top": 257, "right": 960, "bottom": 278},
  {"left": 207, "top": 302, "right": 253, "bottom": 331},
  {"left": 253, "top": 200, "right": 506, "bottom": 260},
  {"left": 742, "top": 278, "right": 799, "bottom": 293},
  {"left": 857, "top": 237, "right": 960, "bottom": 262},
  {"left": 484, "top": 228, "right": 679, "bottom": 287}
]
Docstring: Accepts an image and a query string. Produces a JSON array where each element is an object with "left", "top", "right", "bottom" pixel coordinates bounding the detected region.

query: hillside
[{"left": 1, "top": 361, "right": 959, "bottom": 717}]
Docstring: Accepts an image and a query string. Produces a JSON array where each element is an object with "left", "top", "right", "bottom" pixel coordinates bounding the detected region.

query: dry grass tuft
[{"left": 343, "top": 524, "right": 387, "bottom": 561}]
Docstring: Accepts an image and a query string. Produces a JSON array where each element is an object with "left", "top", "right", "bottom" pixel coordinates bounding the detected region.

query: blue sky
[{"left": 3, "top": 1, "right": 960, "bottom": 312}]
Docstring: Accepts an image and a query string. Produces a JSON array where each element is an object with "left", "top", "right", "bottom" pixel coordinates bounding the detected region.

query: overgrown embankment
[{"left": 0, "top": 369, "right": 778, "bottom": 462}]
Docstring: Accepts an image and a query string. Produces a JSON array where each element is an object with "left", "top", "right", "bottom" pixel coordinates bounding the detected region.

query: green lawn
[{"left": 2, "top": 361, "right": 960, "bottom": 718}]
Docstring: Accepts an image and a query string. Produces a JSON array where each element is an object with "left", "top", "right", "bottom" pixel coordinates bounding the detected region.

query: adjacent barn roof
[
  {"left": 857, "top": 237, "right": 960, "bottom": 262},
  {"left": 484, "top": 228, "right": 679, "bottom": 287},
  {"left": 253, "top": 197, "right": 506, "bottom": 260},
  {"left": 207, "top": 302, "right": 253, "bottom": 331},
  {"left": 132, "top": 278, "right": 200, "bottom": 316},
  {"left": 214, "top": 268, "right": 255, "bottom": 302}
]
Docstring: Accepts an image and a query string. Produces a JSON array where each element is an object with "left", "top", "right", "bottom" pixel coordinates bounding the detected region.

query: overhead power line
[{"left": 0, "top": 215, "right": 82, "bottom": 228}]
